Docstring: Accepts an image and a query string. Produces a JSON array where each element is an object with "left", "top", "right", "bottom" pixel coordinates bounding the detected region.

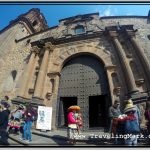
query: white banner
[{"left": 36, "top": 106, "right": 52, "bottom": 130}]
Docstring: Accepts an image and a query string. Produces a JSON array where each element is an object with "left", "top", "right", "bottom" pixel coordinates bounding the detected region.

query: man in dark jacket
[
  {"left": 109, "top": 100, "right": 122, "bottom": 131},
  {"left": 109, "top": 100, "right": 122, "bottom": 144},
  {"left": 0, "top": 102, "right": 10, "bottom": 145}
]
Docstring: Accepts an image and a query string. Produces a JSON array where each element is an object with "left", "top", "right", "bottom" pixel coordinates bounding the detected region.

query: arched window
[
  {"left": 11, "top": 70, "right": 17, "bottom": 81},
  {"left": 32, "top": 20, "right": 38, "bottom": 26},
  {"left": 147, "top": 35, "right": 150, "bottom": 40},
  {"left": 75, "top": 25, "right": 85, "bottom": 34}
]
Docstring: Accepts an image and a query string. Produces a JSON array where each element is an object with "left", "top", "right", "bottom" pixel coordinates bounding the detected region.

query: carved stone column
[
  {"left": 19, "top": 46, "right": 39, "bottom": 98},
  {"left": 105, "top": 66, "right": 116, "bottom": 105},
  {"left": 47, "top": 72, "right": 61, "bottom": 130},
  {"left": 33, "top": 42, "right": 54, "bottom": 103},
  {"left": 126, "top": 30, "right": 150, "bottom": 83},
  {"left": 109, "top": 31, "right": 138, "bottom": 94}
]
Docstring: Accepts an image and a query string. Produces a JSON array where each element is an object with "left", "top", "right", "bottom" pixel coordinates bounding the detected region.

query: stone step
[
  {"left": 8, "top": 129, "right": 149, "bottom": 146},
  {"left": 8, "top": 134, "right": 28, "bottom": 146}
]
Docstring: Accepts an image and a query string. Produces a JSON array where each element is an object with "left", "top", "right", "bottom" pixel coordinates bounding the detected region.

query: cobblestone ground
[
  {"left": 5, "top": 130, "right": 150, "bottom": 147},
  {"left": 8, "top": 134, "right": 96, "bottom": 146}
]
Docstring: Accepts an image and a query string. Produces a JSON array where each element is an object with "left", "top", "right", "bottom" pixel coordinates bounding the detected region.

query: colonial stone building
[{"left": 0, "top": 8, "right": 150, "bottom": 130}]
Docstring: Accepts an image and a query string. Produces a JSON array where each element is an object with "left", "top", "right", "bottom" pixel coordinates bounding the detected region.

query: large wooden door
[{"left": 57, "top": 55, "right": 110, "bottom": 130}]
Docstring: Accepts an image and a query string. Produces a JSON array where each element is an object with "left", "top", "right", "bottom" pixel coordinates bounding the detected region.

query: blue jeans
[
  {"left": 125, "top": 136, "right": 137, "bottom": 146},
  {"left": 23, "top": 121, "right": 32, "bottom": 141}
]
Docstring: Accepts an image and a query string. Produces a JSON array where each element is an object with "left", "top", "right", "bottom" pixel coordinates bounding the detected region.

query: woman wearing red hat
[{"left": 67, "top": 106, "right": 78, "bottom": 144}]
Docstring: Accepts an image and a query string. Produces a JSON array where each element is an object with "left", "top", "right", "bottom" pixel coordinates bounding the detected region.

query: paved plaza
[{"left": 6, "top": 129, "right": 150, "bottom": 146}]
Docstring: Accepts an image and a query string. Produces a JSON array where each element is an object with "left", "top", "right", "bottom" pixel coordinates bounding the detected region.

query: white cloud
[
  {"left": 100, "top": 6, "right": 116, "bottom": 17},
  {"left": 92, "top": 5, "right": 119, "bottom": 17},
  {"left": 102, "top": 6, "right": 112, "bottom": 16}
]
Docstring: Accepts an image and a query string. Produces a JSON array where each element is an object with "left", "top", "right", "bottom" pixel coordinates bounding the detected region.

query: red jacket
[{"left": 112, "top": 114, "right": 136, "bottom": 134}]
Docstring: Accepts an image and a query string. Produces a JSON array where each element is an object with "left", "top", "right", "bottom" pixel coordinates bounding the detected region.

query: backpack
[
  {"left": 30, "top": 109, "right": 38, "bottom": 122},
  {"left": 124, "top": 119, "right": 140, "bottom": 134},
  {"left": 31, "top": 115, "right": 37, "bottom": 121}
]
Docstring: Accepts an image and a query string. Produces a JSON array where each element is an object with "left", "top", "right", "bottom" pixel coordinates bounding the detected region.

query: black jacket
[{"left": 0, "top": 109, "right": 10, "bottom": 130}]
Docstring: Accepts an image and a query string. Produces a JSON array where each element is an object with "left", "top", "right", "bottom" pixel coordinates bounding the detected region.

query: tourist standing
[
  {"left": 0, "top": 101, "right": 10, "bottom": 145},
  {"left": 109, "top": 100, "right": 122, "bottom": 144},
  {"left": 1, "top": 96, "right": 12, "bottom": 109},
  {"left": 22, "top": 103, "right": 37, "bottom": 143},
  {"left": 9, "top": 104, "right": 25, "bottom": 135},
  {"left": 109, "top": 100, "right": 122, "bottom": 132}
]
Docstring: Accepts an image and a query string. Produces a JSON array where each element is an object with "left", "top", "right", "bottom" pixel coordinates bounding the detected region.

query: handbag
[{"left": 124, "top": 119, "right": 140, "bottom": 134}]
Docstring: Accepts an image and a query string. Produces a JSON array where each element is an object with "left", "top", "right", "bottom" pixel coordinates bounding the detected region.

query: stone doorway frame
[{"left": 49, "top": 45, "right": 118, "bottom": 130}]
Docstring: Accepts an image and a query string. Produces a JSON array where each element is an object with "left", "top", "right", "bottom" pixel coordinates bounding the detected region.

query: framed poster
[{"left": 36, "top": 106, "right": 52, "bottom": 130}]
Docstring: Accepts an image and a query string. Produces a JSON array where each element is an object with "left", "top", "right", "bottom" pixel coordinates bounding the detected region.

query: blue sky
[{"left": 0, "top": 4, "right": 150, "bottom": 30}]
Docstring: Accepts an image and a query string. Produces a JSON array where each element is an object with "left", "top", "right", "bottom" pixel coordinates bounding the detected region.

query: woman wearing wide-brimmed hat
[{"left": 67, "top": 106, "right": 78, "bottom": 144}]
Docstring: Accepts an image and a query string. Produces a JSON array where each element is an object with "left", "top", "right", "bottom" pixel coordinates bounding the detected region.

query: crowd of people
[
  {"left": 67, "top": 97, "right": 150, "bottom": 146},
  {"left": 1, "top": 95, "right": 150, "bottom": 146},
  {"left": 108, "top": 97, "right": 150, "bottom": 146},
  {"left": 0, "top": 96, "right": 37, "bottom": 145}
]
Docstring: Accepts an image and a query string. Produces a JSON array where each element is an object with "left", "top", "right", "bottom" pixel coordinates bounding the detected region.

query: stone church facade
[{"left": 0, "top": 8, "right": 150, "bottom": 130}]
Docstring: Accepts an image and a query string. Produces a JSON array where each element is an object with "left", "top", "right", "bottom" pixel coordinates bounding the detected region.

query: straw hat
[
  {"left": 68, "top": 105, "right": 81, "bottom": 111},
  {"left": 124, "top": 99, "right": 136, "bottom": 113},
  {"left": 126, "top": 99, "right": 133, "bottom": 105},
  {"left": 74, "top": 106, "right": 81, "bottom": 111}
]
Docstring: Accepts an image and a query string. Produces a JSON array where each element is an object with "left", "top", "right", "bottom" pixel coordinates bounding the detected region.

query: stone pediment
[{"left": 63, "top": 15, "right": 93, "bottom": 25}]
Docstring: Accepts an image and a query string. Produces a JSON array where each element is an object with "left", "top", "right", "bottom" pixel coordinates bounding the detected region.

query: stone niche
[{"left": 111, "top": 72, "right": 121, "bottom": 96}]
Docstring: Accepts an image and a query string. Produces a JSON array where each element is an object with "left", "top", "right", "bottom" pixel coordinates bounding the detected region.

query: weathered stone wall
[
  {"left": 0, "top": 11, "right": 149, "bottom": 129},
  {"left": 0, "top": 23, "right": 31, "bottom": 99},
  {"left": 0, "top": 12, "right": 150, "bottom": 103},
  {"left": 101, "top": 17, "right": 150, "bottom": 61}
]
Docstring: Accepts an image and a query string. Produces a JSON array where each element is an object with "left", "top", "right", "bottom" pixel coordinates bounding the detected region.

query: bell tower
[{"left": 10, "top": 8, "right": 48, "bottom": 33}]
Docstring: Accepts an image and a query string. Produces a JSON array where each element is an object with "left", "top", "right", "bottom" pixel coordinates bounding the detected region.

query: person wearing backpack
[{"left": 22, "top": 103, "right": 37, "bottom": 143}]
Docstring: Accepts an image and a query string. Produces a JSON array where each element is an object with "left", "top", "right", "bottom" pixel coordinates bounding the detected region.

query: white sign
[{"left": 36, "top": 106, "right": 52, "bottom": 130}]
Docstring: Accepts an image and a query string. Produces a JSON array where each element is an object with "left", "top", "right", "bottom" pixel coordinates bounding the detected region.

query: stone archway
[{"left": 56, "top": 54, "right": 111, "bottom": 130}]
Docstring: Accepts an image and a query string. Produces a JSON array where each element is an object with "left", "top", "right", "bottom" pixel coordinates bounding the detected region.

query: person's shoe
[
  {"left": 26, "top": 140, "right": 32, "bottom": 143},
  {"left": 19, "top": 138, "right": 26, "bottom": 141}
]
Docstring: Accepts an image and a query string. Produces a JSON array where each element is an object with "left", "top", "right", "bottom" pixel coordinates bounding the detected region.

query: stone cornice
[
  {"left": 44, "top": 42, "right": 55, "bottom": 52},
  {"left": 31, "top": 30, "right": 103, "bottom": 47},
  {"left": 108, "top": 31, "right": 119, "bottom": 38},
  {"left": 31, "top": 46, "right": 40, "bottom": 54},
  {"left": 105, "top": 65, "right": 117, "bottom": 71},
  {"left": 125, "top": 30, "right": 136, "bottom": 37},
  {"left": 47, "top": 72, "right": 61, "bottom": 77}
]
